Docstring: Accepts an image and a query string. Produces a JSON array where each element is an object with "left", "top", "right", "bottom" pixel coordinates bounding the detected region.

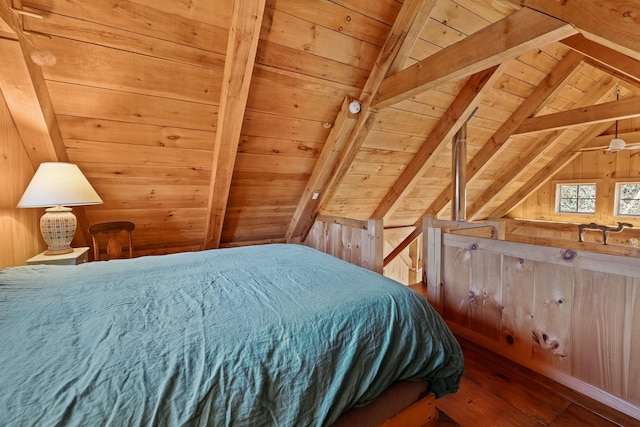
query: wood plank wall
[
  {"left": 0, "top": 93, "right": 44, "bottom": 268},
  {"left": 510, "top": 117, "right": 640, "bottom": 229},
  {"left": 303, "top": 215, "right": 383, "bottom": 273},
  {"left": 423, "top": 221, "right": 640, "bottom": 420}
]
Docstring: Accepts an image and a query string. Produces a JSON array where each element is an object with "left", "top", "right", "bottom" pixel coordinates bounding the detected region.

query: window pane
[
  {"left": 557, "top": 183, "right": 596, "bottom": 214},
  {"left": 578, "top": 199, "right": 595, "bottom": 213},
  {"left": 561, "top": 185, "right": 577, "bottom": 198},
  {"left": 578, "top": 185, "right": 596, "bottom": 198},
  {"left": 617, "top": 183, "right": 640, "bottom": 216}
]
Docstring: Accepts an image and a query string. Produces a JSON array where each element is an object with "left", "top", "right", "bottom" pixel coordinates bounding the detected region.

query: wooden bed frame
[{"left": 303, "top": 215, "right": 438, "bottom": 427}]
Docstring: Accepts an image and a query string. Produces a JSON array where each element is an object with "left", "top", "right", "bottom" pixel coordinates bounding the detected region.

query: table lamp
[{"left": 18, "top": 162, "right": 103, "bottom": 255}]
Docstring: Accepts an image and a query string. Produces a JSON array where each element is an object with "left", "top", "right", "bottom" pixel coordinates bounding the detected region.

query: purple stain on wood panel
[{"left": 561, "top": 249, "right": 577, "bottom": 261}]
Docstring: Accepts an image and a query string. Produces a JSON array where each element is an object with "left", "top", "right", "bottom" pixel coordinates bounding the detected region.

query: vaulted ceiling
[{"left": 2, "top": 0, "right": 640, "bottom": 256}]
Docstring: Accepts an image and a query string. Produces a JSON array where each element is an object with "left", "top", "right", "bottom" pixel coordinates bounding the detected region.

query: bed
[{"left": 0, "top": 243, "right": 463, "bottom": 426}]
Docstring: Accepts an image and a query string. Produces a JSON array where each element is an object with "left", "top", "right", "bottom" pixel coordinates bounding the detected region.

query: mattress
[{"left": 0, "top": 244, "right": 463, "bottom": 426}]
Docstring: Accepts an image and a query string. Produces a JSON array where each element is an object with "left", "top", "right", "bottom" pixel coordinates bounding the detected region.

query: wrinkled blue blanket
[{"left": 0, "top": 244, "right": 463, "bottom": 426}]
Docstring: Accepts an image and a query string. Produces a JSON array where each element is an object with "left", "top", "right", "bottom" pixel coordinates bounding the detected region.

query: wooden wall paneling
[
  {"left": 442, "top": 243, "right": 472, "bottom": 328},
  {"left": 246, "top": 74, "right": 345, "bottom": 121},
  {"left": 48, "top": 82, "right": 217, "bottom": 131},
  {"left": 428, "top": 231, "right": 640, "bottom": 419},
  {"left": 263, "top": 6, "right": 380, "bottom": 69},
  {"left": 531, "top": 262, "right": 573, "bottom": 373},
  {"left": 303, "top": 216, "right": 382, "bottom": 273},
  {"left": 571, "top": 270, "right": 630, "bottom": 400},
  {"left": 500, "top": 256, "right": 535, "bottom": 359},
  {"left": 628, "top": 279, "right": 640, "bottom": 406},
  {"left": 255, "top": 42, "right": 369, "bottom": 89},
  {"left": 266, "top": 0, "right": 390, "bottom": 48},
  {"left": 127, "top": 0, "right": 232, "bottom": 29},
  {"left": 467, "top": 246, "right": 503, "bottom": 342},
  {"left": 0, "top": 93, "right": 42, "bottom": 267},
  {"left": 34, "top": 36, "right": 221, "bottom": 104},
  {"left": 24, "top": 0, "right": 231, "bottom": 52},
  {"left": 58, "top": 116, "right": 215, "bottom": 151},
  {"left": 241, "top": 110, "right": 329, "bottom": 142},
  {"left": 66, "top": 140, "right": 212, "bottom": 169},
  {"left": 23, "top": 12, "right": 226, "bottom": 70}
]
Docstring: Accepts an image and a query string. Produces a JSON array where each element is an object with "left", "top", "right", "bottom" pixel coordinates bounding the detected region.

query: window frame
[
  {"left": 554, "top": 181, "right": 598, "bottom": 215},
  {"left": 614, "top": 181, "right": 640, "bottom": 217}
]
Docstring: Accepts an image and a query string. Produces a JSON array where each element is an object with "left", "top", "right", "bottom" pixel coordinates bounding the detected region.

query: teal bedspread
[{"left": 0, "top": 244, "right": 463, "bottom": 426}]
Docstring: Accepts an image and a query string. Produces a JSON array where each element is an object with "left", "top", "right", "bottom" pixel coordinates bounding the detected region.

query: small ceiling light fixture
[
  {"left": 348, "top": 100, "right": 361, "bottom": 114},
  {"left": 18, "top": 162, "right": 103, "bottom": 255}
]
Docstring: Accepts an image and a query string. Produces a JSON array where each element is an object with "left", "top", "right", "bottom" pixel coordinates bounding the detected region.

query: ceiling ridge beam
[
  {"left": 372, "top": 7, "right": 577, "bottom": 110},
  {"left": 285, "top": 0, "right": 438, "bottom": 242},
  {"left": 203, "top": 0, "right": 266, "bottom": 249},
  {"left": 468, "top": 72, "right": 618, "bottom": 220},
  {"left": 371, "top": 65, "right": 503, "bottom": 221},
  {"left": 420, "top": 49, "right": 585, "bottom": 220}
]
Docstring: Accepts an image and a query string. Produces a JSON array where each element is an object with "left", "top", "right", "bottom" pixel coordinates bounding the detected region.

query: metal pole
[{"left": 451, "top": 123, "right": 467, "bottom": 221}]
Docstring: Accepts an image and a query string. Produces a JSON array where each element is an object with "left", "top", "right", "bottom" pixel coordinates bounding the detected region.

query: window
[
  {"left": 556, "top": 183, "right": 596, "bottom": 214},
  {"left": 615, "top": 183, "right": 640, "bottom": 217}
]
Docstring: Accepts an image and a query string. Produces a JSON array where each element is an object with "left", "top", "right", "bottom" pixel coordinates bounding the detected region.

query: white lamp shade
[{"left": 18, "top": 162, "right": 103, "bottom": 208}]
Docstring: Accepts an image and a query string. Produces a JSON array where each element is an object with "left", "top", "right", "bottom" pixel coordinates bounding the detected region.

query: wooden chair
[{"left": 88, "top": 221, "right": 135, "bottom": 261}]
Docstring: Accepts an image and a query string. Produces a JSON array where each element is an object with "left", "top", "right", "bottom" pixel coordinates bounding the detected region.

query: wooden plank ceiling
[{"left": 2, "top": 0, "right": 640, "bottom": 255}]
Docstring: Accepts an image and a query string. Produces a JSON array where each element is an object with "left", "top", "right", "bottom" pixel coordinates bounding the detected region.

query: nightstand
[{"left": 27, "top": 247, "right": 90, "bottom": 266}]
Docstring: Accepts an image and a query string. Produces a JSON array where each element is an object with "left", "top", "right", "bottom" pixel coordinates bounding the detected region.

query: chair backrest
[{"left": 88, "top": 221, "right": 135, "bottom": 261}]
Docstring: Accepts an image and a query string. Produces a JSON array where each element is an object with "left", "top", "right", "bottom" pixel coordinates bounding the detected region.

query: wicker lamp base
[{"left": 40, "top": 206, "right": 77, "bottom": 255}]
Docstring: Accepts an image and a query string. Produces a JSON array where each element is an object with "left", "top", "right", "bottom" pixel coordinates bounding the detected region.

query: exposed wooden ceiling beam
[
  {"left": 371, "top": 65, "right": 502, "bottom": 221},
  {"left": 203, "top": 0, "right": 266, "bottom": 249},
  {"left": 514, "top": 95, "right": 640, "bottom": 135},
  {"left": 372, "top": 7, "right": 577, "bottom": 109},
  {"left": 513, "top": 0, "right": 640, "bottom": 62},
  {"left": 422, "top": 50, "right": 585, "bottom": 219},
  {"left": 285, "top": 97, "right": 357, "bottom": 241},
  {"left": 562, "top": 34, "right": 640, "bottom": 84},
  {"left": 468, "top": 73, "right": 617, "bottom": 220},
  {"left": 0, "top": 8, "right": 67, "bottom": 166},
  {"left": 490, "top": 122, "right": 613, "bottom": 218},
  {"left": 285, "top": 0, "right": 437, "bottom": 242},
  {"left": 0, "top": 4, "right": 93, "bottom": 247}
]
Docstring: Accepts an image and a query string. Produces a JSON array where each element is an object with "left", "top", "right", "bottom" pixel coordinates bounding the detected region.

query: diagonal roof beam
[
  {"left": 371, "top": 65, "right": 503, "bottom": 221},
  {"left": 286, "top": 0, "right": 438, "bottom": 242},
  {"left": 421, "top": 50, "right": 585, "bottom": 220},
  {"left": 562, "top": 34, "right": 640, "bottom": 85},
  {"left": 0, "top": 4, "right": 92, "bottom": 247},
  {"left": 0, "top": 6, "right": 67, "bottom": 166},
  {"left": 512, "top": 0, "right": 640, "bottom": 62},
  {"left": 468, "top": 73, "right": 618, "bottom": 220},
  {"left": 514, "top": 95, "right": 640, "bottom": 135},
  {"left": 372, "top": 7, "right": 577, "bottom": 109},
  {"left": 203, "top": 0, "right": 266, "bottom": 249},
  {"left": 490, "top": 122, "right": 613, "bottom": 219}
]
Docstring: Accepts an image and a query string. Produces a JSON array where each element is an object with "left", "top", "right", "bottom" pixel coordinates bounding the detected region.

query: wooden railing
[
  {"left": 422, "top": 216, "right": 640, "bottom": 421},
  {"left": 303, "top": 215, "right": 383, "bottom": 273}
]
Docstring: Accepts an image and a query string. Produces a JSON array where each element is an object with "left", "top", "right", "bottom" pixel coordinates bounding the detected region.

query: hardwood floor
[
  {"left": 434, "top": 336, "right": 639, "bottom": 426},
  {"left": 407, "top": 284, "right": 640, "bottom": 427}
]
